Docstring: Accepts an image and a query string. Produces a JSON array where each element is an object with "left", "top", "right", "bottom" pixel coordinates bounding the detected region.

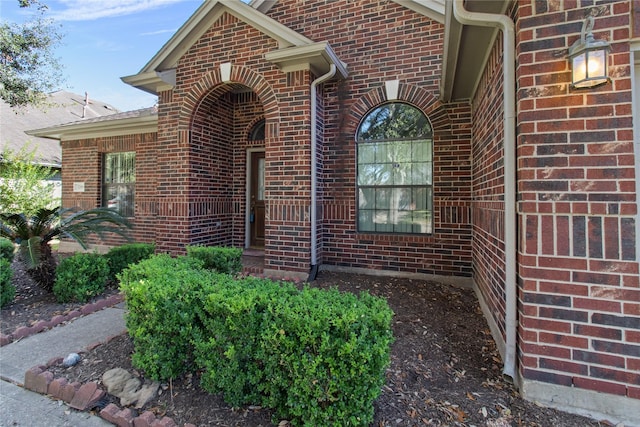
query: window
[
  {"left": 249, "top": 119, "right": 265, "bottom": 141},
  {"left": 103, "top": 152, "right": 135, "bottom": 217},
  {"left": 356, "top": 103, "right": 433, "bottom": 234}
]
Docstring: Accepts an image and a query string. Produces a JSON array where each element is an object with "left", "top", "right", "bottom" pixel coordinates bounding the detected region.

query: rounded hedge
[{"left": 53, "top": 252, "right": 109, "bottom": 303}]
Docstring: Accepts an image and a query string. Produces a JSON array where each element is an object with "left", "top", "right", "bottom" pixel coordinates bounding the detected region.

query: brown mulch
[
  {"left": 1, "top": 258, "right": 120, "bottom": 337},
  {"left": 1, "top": 259, "right": 604, "bottom": 427}
]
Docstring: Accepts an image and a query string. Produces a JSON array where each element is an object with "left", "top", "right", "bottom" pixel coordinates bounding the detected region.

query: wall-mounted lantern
[{"left": 568, "top": 16, "right": 610, "bottom": 89}]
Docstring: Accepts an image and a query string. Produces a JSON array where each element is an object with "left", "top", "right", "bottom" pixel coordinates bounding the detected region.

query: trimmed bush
[
  {"left": 193, "top": 277, "right": 299, "bottom": 406},
  {"left": 0, "top": 238, "right": 14, "bottom": 262},
  {"left": 118, "top": 254, "right": 214, "bottom": 380},
  {"left": 0, "top": 258, "right": 15, "bottom": 307},
  {"left": 119, "top": 253, "right": 394, "bottom": 426},
  {"left": 105, "top": 242, "right": 155, "bottom": 282},
  {"left": 53, "top": 253, "right": 109, "bottom": 303},
  {"left": 195, "top": 282, "right": 394, "bottom": 426},
  {"left": 186, "top": 245, "right": 242, "bottom": 274}
]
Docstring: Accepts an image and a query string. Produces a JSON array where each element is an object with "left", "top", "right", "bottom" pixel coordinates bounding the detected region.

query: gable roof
[
  {"left": 1, "top": 91, "right": 119, "bottom": 167},
  {"left": 122, "top": 0, "right": 346, "bottom": 95}
]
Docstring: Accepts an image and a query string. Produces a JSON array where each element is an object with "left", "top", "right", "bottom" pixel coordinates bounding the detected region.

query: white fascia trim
[
  {"left": 26, "top": 115, "right": 158, "bottom": 142},
  {"left": 121, "top": 71, "right": 174, "bottom": 95},
  {"left": 249, "top": 0, "right": 277, "bottom": 13},
  {"left": 265, "top": 42, "right": 348, "bottom": 79},
  {"left": 391, "top": 0, "right": 445, "bottom": 24},
  {"left": 140, "top": 0, "right": 311, "bottom": 74}
]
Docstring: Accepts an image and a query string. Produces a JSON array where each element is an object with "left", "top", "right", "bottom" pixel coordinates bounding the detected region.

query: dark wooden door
[{"left": 250, "top": 151, "right": 265, "bottom": 248}]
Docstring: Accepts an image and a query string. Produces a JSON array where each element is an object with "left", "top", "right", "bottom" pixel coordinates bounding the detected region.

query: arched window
[
  {"left": 356, "top": 102, "right": 433, "bottom": 234},
  {"left": 248, "top": 119, "right": 265, "bottom": 141}
]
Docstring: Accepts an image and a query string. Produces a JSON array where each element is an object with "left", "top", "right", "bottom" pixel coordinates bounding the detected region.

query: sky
[{"left": 1, "top": 0, "right": 211, "bottom": 111}]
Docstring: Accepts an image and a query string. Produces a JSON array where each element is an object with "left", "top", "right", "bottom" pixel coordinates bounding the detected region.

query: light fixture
[{"left": 568, "top": 16, "right": 610, "bottom": 89}]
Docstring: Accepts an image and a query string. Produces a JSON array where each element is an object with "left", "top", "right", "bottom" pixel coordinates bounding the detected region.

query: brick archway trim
[
  {"left": 178, "top": 64, "right": 279, "bottom": 138},
  {"left": 348, "top": 83, "right": 452, "bottom": 134}
]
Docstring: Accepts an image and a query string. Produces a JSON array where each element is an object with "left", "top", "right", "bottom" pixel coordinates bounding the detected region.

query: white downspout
[
  {"left": 309, "top": 64, "right": 337, "bottom": 280},
  {"left": 452, "top": 0, "right": 517, "bottom": 382}
]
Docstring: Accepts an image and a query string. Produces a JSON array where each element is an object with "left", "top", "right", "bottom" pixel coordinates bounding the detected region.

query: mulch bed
[{"left": 2, "top": 260, "right": 604, "bottom": 426}]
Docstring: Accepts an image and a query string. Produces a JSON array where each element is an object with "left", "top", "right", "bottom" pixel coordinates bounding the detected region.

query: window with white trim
[
  {"left": 356, "top": 103, "right": 433, "bottom": 234},
  {"left": 102, "top": 152, "right": 135, "bottom": 217}
]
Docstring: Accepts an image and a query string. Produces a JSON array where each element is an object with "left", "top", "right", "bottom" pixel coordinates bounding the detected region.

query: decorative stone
[
  {"left": 63, "top": 353, "right": 81, "bottom": 367},
  {"left": 103, "top": 368, "right": 160, "bottom": 408}
]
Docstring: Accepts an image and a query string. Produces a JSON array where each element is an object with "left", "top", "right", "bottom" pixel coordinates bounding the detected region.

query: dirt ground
[{"left": 2, "top": 260, "right": 605, "bottom": 427}]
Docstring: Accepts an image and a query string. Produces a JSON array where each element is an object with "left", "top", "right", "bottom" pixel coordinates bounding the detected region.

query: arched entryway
[{"left": 189, "top": 83, "right": 266, "bottom": 249}]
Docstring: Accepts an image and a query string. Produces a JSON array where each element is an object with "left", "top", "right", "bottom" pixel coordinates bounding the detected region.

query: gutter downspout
[
  {"left": 309, "top": 64, "right": 337, "bottom": 281},
  {"left": 452, "top": 0, "right": 517, "bottom": 382}
]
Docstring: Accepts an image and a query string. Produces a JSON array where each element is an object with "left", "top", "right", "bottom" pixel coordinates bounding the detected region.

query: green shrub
[
  {"left": 118, "top": 254, "right": 214, "bottom": 380},
  {"left": 0, "top": 258, "right": 15, "bottom": 307},
  {"left": 105, "top": 242, "right": 155, "bottom": 282},
  {"left": 53, "top": 253, "right": 109, "bottom": 303},
  {"left": 193, "top": 277, "right": 299, "bottom": 406},
  {"left": 194, "top": 281, "right": 394, "bottom": 426},
  {"left": 0, "top": 238, "right": 14, "bottom": 262},
  {"left": 120, "top": 253, "right": 394, "bottom": 426},
  {"left": 186, "top": 245, "right": 242, "bottom": 274}
]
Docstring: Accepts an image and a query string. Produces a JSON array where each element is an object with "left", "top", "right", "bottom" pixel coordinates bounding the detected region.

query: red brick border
[
  {"left": 0, "top": 293, "right": 124, "bottom": 347},
  {"left": 22, "top": 333, "right": 195, "bottom": 427}
]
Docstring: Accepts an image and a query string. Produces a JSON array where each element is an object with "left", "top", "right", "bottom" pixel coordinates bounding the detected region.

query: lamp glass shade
[
  {"left": 568, "top": 18, "right": 610, "bottom": 89},
  {"left": 571, "top": 47, "right": 608, "bottom": 88}
]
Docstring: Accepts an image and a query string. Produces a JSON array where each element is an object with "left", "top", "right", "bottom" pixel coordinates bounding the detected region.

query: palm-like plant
[{"left": 0, "top": 206, "right": 131, "bottom": 290}]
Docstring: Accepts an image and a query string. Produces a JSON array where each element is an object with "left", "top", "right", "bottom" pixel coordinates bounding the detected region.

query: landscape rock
[
  {"left": 103, "top": 367, "right": 159, "bottom": 408},
  {"left": 63, "top": 352, "right": 81, "bottom": 367}
]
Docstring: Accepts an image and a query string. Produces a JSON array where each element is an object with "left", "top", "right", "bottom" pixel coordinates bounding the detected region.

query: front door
[{"left": 249, "top": 151, "right": 265, "bottom": 248}]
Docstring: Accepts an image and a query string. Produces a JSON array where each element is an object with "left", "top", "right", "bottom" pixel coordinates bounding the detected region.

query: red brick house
[{"left": 29, "top": 0, "right": 640, "bottom": 424}]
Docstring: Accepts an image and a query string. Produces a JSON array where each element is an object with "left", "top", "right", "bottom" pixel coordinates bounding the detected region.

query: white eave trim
[
  {"left": 121, "top": 70, "right": 174, "bottom": 95},
  {"left": 26, "top": 114, "right": 158, "bottom": 142},
  {"left": 265, "top": 42, "right": 348, "bottom": 79},
  {"left": 142, "top": 0, "right": 311, "bottom": 74},
  {"left": 391, "top": 0, "right": 445, "bottom": 24}
]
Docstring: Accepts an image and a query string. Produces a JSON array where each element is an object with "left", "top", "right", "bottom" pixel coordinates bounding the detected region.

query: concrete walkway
[{"left": 0, "top": 306, "right": 126, "bottom": 426}]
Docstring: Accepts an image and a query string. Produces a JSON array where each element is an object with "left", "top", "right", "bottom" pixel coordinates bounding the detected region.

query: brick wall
[
  {"left": 268, "top": 0, "right": 474, "bottom": 277},
  {"left": 516, "top": 1, "right": 639, "bottom": 400},
  {"left": 136, "top": 1, "right": 475, "bottom": 277},
  {"left": 60, "top": 133, "right": 158, "bottom": 247},
  {"left": 471, "top": 26, "right": 508, "bottom": 349}
]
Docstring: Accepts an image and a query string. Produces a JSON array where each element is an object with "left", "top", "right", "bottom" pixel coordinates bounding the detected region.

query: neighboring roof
[
  {"left": 441, "top": 0, "right": 510, "bottom": 101},
  {"left": 122, "top": 0, "right": 347, "bottom": 95},
  {"left": 0, "top": 91, "right": 119, "bottom": 167},
  {"left": 26, "top": 107, "right": 158, "bottom": 142}
]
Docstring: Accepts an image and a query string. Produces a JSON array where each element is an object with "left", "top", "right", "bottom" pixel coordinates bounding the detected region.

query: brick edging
[
  {"left": 0, "top": 293, "right": 125, "bottom": 347},
  {"left": 23, "top": 333, "right": 194, "bottom": 427}
]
